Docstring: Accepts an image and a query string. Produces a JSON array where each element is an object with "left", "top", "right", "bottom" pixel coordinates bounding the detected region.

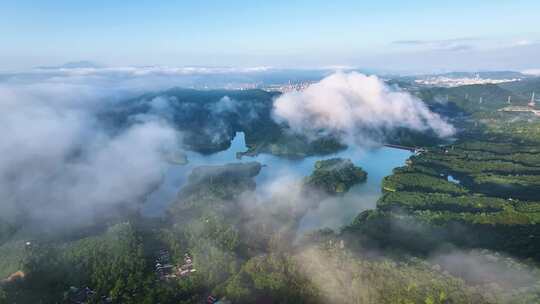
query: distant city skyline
[{"left": 1, "top": 0, "right": 540, "bottom": 72}]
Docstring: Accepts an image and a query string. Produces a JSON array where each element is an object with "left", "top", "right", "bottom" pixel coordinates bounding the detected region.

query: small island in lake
[
  {"left": 305, "top": 158, "right": 367, "bottom": 194},
  {"left": 179, "top": 162, "right": 262, "bottom": 201}
]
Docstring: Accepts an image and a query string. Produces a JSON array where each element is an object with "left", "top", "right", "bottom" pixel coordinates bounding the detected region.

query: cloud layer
[
  {"left": 272, "top": 72, "right": 455, "bottom": 144},
  {"left": 0, "top": 76, "right": 180, "bottom": 233}
]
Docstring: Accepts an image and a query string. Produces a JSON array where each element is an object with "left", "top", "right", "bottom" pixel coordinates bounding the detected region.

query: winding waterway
[{"left": 143, "top": 132, "right": 411, "bottom": 233}]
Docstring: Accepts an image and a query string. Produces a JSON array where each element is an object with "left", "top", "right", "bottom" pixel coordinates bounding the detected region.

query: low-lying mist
[
  {"left": 0, "top": 68, "right": 455, "bottom": 236},
  {"left": 0, "top": 70, "right": 184, "bottom": 234}
]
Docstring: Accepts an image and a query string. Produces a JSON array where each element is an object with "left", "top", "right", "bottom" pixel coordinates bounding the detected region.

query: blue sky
[{"left": 1, "top": 0, "right": 539, "bottom": 71}]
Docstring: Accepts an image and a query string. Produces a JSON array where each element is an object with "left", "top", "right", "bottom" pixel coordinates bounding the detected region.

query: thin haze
[{"left": 1, "top": 1, "right": 540, "bottom": 71}]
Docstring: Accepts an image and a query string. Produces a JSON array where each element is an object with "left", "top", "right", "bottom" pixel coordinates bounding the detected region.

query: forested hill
[
  {"left": 342, "top": 79, "right": 540, "bottom": 302},
  {"left": 100, "top": 88, "right": 345, "bottom": 157},
  {"left": 3, "top": 80, "right": 540, "bottom": 303}
]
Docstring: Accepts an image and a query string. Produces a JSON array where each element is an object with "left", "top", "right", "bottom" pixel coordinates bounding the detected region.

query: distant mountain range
[{"left": 36, "top": 61, "right": 102, "bottom": 69}]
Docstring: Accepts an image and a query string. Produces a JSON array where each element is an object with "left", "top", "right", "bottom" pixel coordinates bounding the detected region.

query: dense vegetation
[
  {"left": 304, "top": 158, "right": 367, "bottom": 194},
  {"left": 100, "top": 88, "right": 345, "bottom": 157},
  {"left": 2, "top": 79, "right": 540, "bottom": 303},
  {"left": 347, "top": 80, "right": 540, "bottom": 262}
]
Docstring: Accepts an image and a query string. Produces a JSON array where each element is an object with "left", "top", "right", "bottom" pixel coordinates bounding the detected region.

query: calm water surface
[{"left": 143, "top": 132, "right": 411, "bottom": 232}]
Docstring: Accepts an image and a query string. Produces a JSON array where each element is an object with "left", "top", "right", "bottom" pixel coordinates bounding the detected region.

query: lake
[{"left": 143, "top": 132, "right": 412, "bottom": 233}]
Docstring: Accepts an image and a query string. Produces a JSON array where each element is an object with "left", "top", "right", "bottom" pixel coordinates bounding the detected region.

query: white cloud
[
  {"left": 272, "top": 72, "right": 455, "bottom": 144},
  {"left": 522, "top": 69, "right": 540, "bottom": 76},
  {"left": 30, "top": 65, "right": 274, "bottom": 77},
  {"left": 0, "top": 78, "right": 180, "bottom": 231},
  {"left": 392, "top": 37, "right": 478, "bottom": 52},
  {"left": 513, "top": 39, "right": 535, "bottom": 47}
]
